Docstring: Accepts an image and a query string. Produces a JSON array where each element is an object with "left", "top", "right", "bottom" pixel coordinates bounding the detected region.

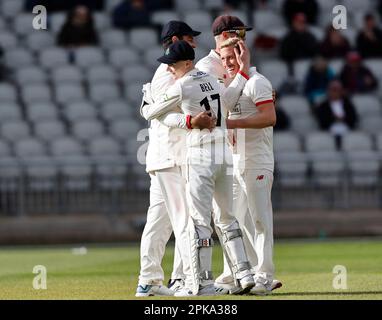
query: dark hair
[
  {"left": 162, "top": 34, "right": 185, "bottom": 50},
  {"left": 63, "top": 5, "right": 95, "bottom": 29},
  {"left": 364, "top": 13, "right": 375, "bottom": 21}
]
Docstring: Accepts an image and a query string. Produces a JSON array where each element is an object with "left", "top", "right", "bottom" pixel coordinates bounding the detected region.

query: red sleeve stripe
[
  {"left": 238, "top": 70, "right": 249, "bottom": 80},
  {"left": 186, "top": 114, "right": 192, "bottom": 129},
  {"left": 255, "top": 99, "right": 274, "bottom": 106}
]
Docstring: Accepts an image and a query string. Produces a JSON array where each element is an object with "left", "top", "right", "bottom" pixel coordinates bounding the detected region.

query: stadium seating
[
  {"left": 0, "top": 0, "right": 379, "bottom": 210},
  {"left": 0, "top": 103, "right": 22, "bottom": 123},
  {"left": 128, "top": 28, "right": 158, "bottom": 51},
  {"left": 311, "top": 151, "right": 345, "bottom": 187},
  {"left": 1, "top": 0, "right": 24, "bottom": 18},
  {"left": 39, "top": 47, "right": 69, "bottom": 69},
  {"left": 34, "top": 120, "right": 67, "bottom": 143},
  {"left": 0, "top": 32, "right": 18, "bottom": 49},
  {"left": 15, "top": 66, "right": 48, "bottom": 86},
  {"left": 75, "top": 47, "right": 105, "bottom": 69},
  {"left": 5, "top": 48, "right": 34, "bottom": 69},
  {"left": 108, "top": 47, "right": 140, "bottom": 67},
  {"left": 63, "top": 101, "right": 98, "bottom": 122},
  {"left": 51, "top": 65, "right": 84, "bottom": 84},
  {"left": 72, "top": 120, "right": 105, "bottom": 143},
  {"left": 21, "top": 83, "right": 52, "bottom": 103},
  {"left": 100, "top": 29, "right": 127, "bottom": 49},
  {"left": 151, "top": 10, "right": 180, "bottom": 26},
  {"left": 26, "top": 102, "right": 59, "bottom": 123},
  {"left": 26, "top": 32, "right": 55, "bottom": 52}
]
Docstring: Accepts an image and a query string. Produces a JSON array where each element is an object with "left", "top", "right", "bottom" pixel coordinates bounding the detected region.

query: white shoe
[
  {"left": 240, "top": 274, "right": 256, "bottom": 291},
  {"left": 229, "top": 274, "right": 255, "bottom": 295},
  {"left": 267, "top": 279, "right": 283, "bottom": 292},
  {"left": 250, "top": 282, "right": 267, "bottom": 295},
  {"left": 174, "top": 284, "right": 216, "bottom": 297},
  {"left": 135, "top": 284, "right": 174, "bottom": 297},
  {"left": 250, "top": 279, "right": 283, "bottom": 295},
  {"left": 198, "top": 284, "right": 216, "bottom": 296},
  {"left": 167, "top": 278, "right": 184, "bottom": 292},
  {"left": 174, "top": 288, "right": 194, "bottom": 297},
  {"left": 214, "top": 281, "right": 235, "bottom": 295},
  {"left": 214, "top": 273, "right": 235, "bottom": 295},
  {"left": 215, "top": 273, "right": 255, "bottom": 295}
]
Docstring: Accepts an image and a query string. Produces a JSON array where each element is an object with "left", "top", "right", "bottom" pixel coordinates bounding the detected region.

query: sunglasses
[{"left": 226, "top": 29, "right": 246, "bottom": 39}]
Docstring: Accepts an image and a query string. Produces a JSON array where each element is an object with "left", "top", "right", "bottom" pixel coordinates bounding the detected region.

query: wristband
[
  {"left": 238, "top": 70, "right": 249, "bottom": 80},
  {"left": 186, "top": 115, "right": 193, "bottom": 129}
]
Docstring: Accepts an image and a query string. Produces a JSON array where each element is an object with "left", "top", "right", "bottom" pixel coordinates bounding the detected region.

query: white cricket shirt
[
  {"left": 229, "top": 68, "right": 275, "bottom": 172},
  {"left": 145, "top": 63, "right": 186, "bottom": 172},
  {"left": 196, "top": 50, "right": 229, "bottom": 85}
]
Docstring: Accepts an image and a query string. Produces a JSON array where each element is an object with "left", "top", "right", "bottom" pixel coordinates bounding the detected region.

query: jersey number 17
[{"left": 200, "top": 94, "right": 221, "bottom": 126}]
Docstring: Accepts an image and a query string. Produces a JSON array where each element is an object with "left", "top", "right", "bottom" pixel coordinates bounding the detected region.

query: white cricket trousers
[
  {"left": 185, "top": 147, "right": 241, "bottom": 287},
  {"left": 233, "top": 168, "right": 275, "bottom": 281},
  {"left": 138, "top": 166, "right": 189, "bottom": 285},
  {"left": 186, "top": 161, "right": 237, "bottom": 238}
]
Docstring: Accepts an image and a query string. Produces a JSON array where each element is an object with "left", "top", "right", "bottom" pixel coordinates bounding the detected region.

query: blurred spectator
[
  {"left": 282, "top": 0, "right": 319, "bottom": 25},
  {"left": 319, "top": 26, "right": 351, "bottom": 59},
  {"left": 0, "top": 47, "right": 5, "bottom": 81},
  {"left": 112, "top": 0, "right": 151, "bottom": 30},
  {"left": 339, "top": 52, "right": 378, "bottom": 94},
  {"left": 356, "top": 13, "right": 382, "bottom": 58},
  {"left": 274, "top": 107, "right": 291, "bottom": 131},
  {"left": 57, "top": 5, "right": 99, "bottom": 47},
  {"left": 146, "top": 0, "right": 173, "bottom": 11},
  {"left": 280, "top": 13, "right": 318, "bottom": 65},
  {"left": 26, "top": 0, "right": 104, "bottom": 11},
  {"left": 315, "top": 80, "right": 358, "bottom": 148},
  {"left": 224, "top": 0, "right": 245, "bottom": 10},
  {"left": 273, "top": 90, "right": 291, "bottom": 131},
  {"left": 304, "top": 56, "right": 335, "bottom": 105}
]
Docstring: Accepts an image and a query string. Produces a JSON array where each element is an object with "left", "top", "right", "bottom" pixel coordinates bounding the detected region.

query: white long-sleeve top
[{"left": 143, "top": 63, "right": 186, "bottom": 172}]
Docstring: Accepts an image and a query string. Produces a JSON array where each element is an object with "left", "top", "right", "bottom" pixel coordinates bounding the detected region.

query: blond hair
[{"left": 220, "top": 37, "right": 240, "bottom": 50}]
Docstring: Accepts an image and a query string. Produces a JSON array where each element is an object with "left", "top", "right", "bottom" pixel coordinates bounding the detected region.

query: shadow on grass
[{"left": 273, "top": 291, "right": 382, "bottom": 296}]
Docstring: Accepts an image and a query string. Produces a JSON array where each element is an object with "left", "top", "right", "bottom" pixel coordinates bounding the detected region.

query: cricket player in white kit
[
  {"left": 196, "top": 15, "right": 282, "bottom": 294},
  {"left": 220, "top": 37, "right": 281, "bottom": 294},
  {"left": 136, "top": 21, "right": 215, "bottom": 297},
  {"left": 141, "top": 40, "right": 255, "bottom": 296}
]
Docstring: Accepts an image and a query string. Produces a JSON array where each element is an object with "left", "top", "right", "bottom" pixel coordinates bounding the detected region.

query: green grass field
[{"left": 1, "top": 239, "right": 382, "bottom": 300}]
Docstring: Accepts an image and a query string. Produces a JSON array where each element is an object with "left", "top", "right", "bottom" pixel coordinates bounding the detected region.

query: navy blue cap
[
  {"left": 157, "top": 40, "right": 195, "bottom": 64},
  {"left": 161, "top": 20, "right": 201, "bottom": 42},
  {"left": 212, "top": 15, "right": 252, "bottom": 36}
]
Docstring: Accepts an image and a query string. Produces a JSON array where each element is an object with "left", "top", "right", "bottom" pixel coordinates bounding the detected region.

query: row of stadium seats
[
  {"left": 0, "top": 0, "right": 375, "bottom": 33},
  {"left": 1, "top": 85, "right": 381, "bottom": 136},
  {"left": 0, "top": 82, "right": 142, "bottom": 106},
  {"left": 3, "top": 43, "right": 382, "bottom": 96},
  {"left": 0, "top": 100, "right": 136, "bottom": 123},
  {"left": 0, "top": 118, "right": 141, "bottom": 145},
  {"left": 274, "top": 131, "right": 382, "bottom": 154}
]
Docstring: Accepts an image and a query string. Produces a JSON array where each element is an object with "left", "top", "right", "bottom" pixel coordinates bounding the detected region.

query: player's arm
[
  {"left": 226, "top": 101, "right": 276, "bottom": 129},
  {"left": 141, "top": 82, "right": 182, "bottom": 121},
  {"left": 158, "top": 111, "right": 216, "bottom": 130},
  {"left": 226, "top": 77, "right": 276, "bottom": 129}
]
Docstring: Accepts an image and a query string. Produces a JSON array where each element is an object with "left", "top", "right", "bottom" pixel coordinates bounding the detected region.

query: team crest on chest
[{"left": 230, "top": 103, "right": 241, "bottom": 115}]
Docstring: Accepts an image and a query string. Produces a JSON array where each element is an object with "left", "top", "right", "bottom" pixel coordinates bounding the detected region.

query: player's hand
[
  {"left": 235, "top": 40, "right": 250, "bottom": 75},
  {"left": 191, "top": 111, "right": 216, "bottom": 130}
]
